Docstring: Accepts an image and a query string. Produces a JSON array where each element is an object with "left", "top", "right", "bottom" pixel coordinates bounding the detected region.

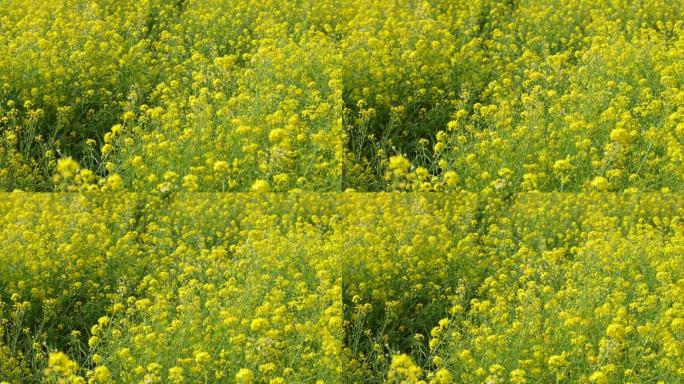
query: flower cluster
[
  {"left": 429, "top": 194, "right": 684, "bottom": 383},
  {"left": 0, "top": 0, "right": 344, "bottom": 192},
  {"left": 3, "top": 4, "right": 684, "bottom": 383},
  {"left": 342, "top": 0, "right": 684, "bottom": 192},
  {"left": 0, "top": 1, "right": 179, "bottom": 190},
  {"left": 2, "top": 193, "right": 684, "bottom": 383},
  {"left": 0, "top": 194, "right": 342, "bottom": 383},
  {"left": 3, "top": 1, "right": 683, "bottom": 192},
  {"left": 342, "top": 193, "right": 684, "bottom": 383}
]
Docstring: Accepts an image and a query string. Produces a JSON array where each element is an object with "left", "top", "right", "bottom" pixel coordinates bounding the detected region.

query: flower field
[
  {"left": 1, "top": 0, "right": 683, "bottom": 192},
  {"left": 2, "top": 0, "right": 684, "bottom": 383},
  {"left": 0, "top": 194, "right": 343, "bottom": 383},
  {"left": 2, "top": 194, "right": 684, "bottom": 382},
  {"left": 343, "top": 193, "right": 684, "bottom": 383}
]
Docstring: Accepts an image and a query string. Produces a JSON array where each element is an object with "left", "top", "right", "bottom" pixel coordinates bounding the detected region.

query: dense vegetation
[
  {"left": 1, "top": 1, "right": 683, "bottom": 383},
  {"left": 2, "top": 1, "right": 683, "bottom": 191},
  {"left": 2, "top": 193, "right": 683, "bottom": 382},
  {"left": 0, "top": 194, "right": 342, "bottom": 383}
]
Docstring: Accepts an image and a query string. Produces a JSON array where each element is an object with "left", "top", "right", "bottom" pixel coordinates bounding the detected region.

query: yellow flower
[
  {"left": 443, "top": 171, "right": 459, "bottom": 188},
  {"left": 46, "top": 352, "right": 79, "bottom": 376},
  {"left": 168, "top": 367, "right": 184, "bottom": 384},
  {"left": 250, "top": 180, "right": 270, "bottom": 193},
  {"left": 268, "top": 128, "right": 287, "bottom": 143},
  {"left": 213, "top": 161, "right": 230, "bottom": 173},
  {"left": 589, "top": 371, "right": 608, "bottom": 384},
  {"left": 388, "top": 155, "right": 411, "bottom": 176},
  {"left": 89, "top": 366, "right": 111, "bottom": 383},
  {"left": 102, "top": 174, "right": 124, "bottom": 191},
  {"left": 431, "top": 368, "right": 452, "bottom": 384},
  {"left": 672, "top": 318, "right": 684, "bottom": 332},
  {"left": 56, "top": 158, "right": 79, "bottom": 179},
  {"left": 182, "top": 174, "right": 199, "bottom": 192},
  {"left": 122, "top": 111, "right": 135, "bottom": 122},
  {"left": 235, "top": 368, "right": 254, "bottom": 384},
  {"left": 606, "top": 323, "right": 626, "bottom": 342},
  {"left": 250, "top": 318, "right": 270, "bottom": 332},
  {"left": 589, "top": 176, "right": 609, "bottom": 191},
  {"left": 387, "top": 354, "right": 422, "bottom": 383},
  {"left": 194, "top": 351, "right": 211, "bottom": 364},
  {"left": 609, "top": 128, "right": 630, "bottom": 145},
  {"left": 510, "top": 369, "right": 526, "bottom": 384}
]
